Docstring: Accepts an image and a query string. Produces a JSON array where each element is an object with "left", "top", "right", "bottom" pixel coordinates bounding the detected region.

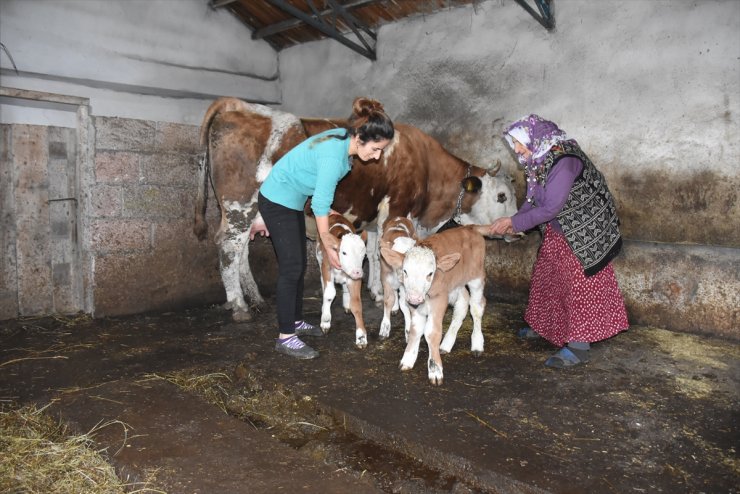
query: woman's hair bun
[{"left": 352, "top": 97, "right": 385, "bottom": 117}]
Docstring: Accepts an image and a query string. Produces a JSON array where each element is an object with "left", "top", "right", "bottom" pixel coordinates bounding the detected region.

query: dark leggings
[{"left": 257, "top": 192, "right": 306, "bottom": 334}]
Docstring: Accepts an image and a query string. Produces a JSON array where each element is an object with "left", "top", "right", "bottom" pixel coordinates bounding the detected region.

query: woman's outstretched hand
[{"left": 489, "top": 216, "right": 514, "bottom": 236}]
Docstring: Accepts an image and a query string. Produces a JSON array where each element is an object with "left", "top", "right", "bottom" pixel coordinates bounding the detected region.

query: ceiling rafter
[
  {"left": 210, "top": 1, "right": 555, "bottom": 61},
  {"left": 263, "top": 0, "right": 378, "bottom": 60},
  {"left": 514, "top": 0, "right": 554, "bottom": 30}
]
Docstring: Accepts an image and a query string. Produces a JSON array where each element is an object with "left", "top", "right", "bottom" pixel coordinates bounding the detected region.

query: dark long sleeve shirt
[{"left": 511, "top": 156, "right": 584, "bottom": 234}]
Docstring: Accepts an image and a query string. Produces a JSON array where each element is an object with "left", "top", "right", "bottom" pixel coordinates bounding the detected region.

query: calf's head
[
  {"left": 330, "top": 233, "right": 366, "bottom": 280},
  {"left": 380, "top": 245, "right": 461, "bottom": 307}
]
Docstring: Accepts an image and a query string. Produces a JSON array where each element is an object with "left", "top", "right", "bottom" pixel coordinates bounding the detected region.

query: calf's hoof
[
  {"left": 428, "top": 359, "right": 444, "bottom": 386},
  {"left": 428, "top": 375, "right": 444, "bottom": 386},
  {"left": 471, "top": 350, "right": 484, "bottom": 357}
]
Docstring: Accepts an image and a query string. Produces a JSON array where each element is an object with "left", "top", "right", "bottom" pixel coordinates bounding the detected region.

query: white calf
[
  {"left": 379, "top": 217, "right": 418, "bottom": 341},
  {"left": 316, "top": 215, "right": 368, "bottom": 348},
  {"left": 380, "top": 225, "right": 489, "bottom": 385}
]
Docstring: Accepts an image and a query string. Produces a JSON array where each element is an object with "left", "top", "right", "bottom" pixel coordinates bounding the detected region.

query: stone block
[
  {"left": 95, "top": 151, "right": 140, "bottom": 184},
  {"left": 90, "top": 219, "right": 150, "bottom": 253},
  {"left": 155, "top": 122, "right": 200, "bottom": 154},
  {"left": 141, "top": 152, "right": 199, "bottom": 186},
  {"left": 95, "top": 116, "right": 155, "bottom": 152},
  {"left": 123, "top": 185, "right": 189, "bottom": 219},
  {"left": 90, "top": 184, "right": 123, "bottom": 218}
]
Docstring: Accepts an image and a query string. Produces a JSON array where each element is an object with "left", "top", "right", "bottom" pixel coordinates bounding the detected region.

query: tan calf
[
  {"left": 316, "top": 215, "right": 368, "bottom": 348},
  {"left": 380, "top": 225, "right": 489, "bottom": 385}
]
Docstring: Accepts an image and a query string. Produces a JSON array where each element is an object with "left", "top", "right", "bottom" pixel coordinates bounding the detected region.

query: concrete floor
[{"left": 1, "top": 298, "right": 738, "bottom": 493}]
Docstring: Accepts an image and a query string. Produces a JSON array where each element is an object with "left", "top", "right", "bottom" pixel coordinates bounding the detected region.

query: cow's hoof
[
  {"left": 471, "top": 350, "right": 484, "bottom": 357},
  {"left": 440, "top": 348, "right": 450, "bottom": 355},
  {"left": 250, "top": 301, "right": 267, "bottom": 313},
  {"left": 232, "top": 310, "right": 252, "bottom": 322}
]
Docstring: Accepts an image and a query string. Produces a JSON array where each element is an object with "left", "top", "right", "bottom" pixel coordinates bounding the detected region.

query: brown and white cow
[
  {"left": 380, "top": 225, "right": 490, "bottom": 386},
  {"left": 193, "top": 97, "right": 517, "bottom": 321},
  {"left": 316, "top": 214, "right": 368, "bottom": 348},
  {"left": 378, "top": 214, "right": 418, "bottom": 341}
]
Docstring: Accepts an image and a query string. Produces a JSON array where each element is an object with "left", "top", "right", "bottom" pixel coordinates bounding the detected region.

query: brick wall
[{"left": 90, "top": 117, "right": 225, "bottom": 317}]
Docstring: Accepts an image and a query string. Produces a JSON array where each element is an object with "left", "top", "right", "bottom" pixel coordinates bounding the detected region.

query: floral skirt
[{"left": 524, "top": 225, "right": 629, "bottom": 347}]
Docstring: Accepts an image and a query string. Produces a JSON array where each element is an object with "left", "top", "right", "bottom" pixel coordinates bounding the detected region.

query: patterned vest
[{"left": 536, "top": 141, "right": 622, "bottom": 276}]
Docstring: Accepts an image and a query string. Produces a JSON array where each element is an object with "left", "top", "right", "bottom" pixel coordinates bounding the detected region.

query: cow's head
[
  {"left": 380, "top": 245, "right": 460, "bottom": 307},
  {"left": 459, "top": 162, "right": 519, "bottom": 236},
  {"left": 335, "top": 233, "right": 366, "bottom": 280}
]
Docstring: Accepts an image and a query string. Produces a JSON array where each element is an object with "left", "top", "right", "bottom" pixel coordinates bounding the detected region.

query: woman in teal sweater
[{"left": 258, "top": 98, "right": 394, "bottom": 359}]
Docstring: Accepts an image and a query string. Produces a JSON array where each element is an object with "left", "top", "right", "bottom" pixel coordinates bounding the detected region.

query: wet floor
[{"left": 1, "top": 296, "right": 738, "bottom": 493}]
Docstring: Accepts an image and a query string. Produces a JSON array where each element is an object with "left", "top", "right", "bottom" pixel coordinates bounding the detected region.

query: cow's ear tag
[{"left": 461, "top": 176, "right": 482, "bottom": 193}]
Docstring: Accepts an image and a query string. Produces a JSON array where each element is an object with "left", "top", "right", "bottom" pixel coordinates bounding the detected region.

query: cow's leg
[
  {"left": 216, "top": 203, "right": 254, "bottom": 321},
  {"left": 399, "top": 309, "right": 425, "bottom": 371},
  {"left": 425, "top": 302, "right": 447, "bottom": 386},
  {"left": 379, "top": 272, "right": 396, "bottom": 340},
  {"left": 365, "top": 230, "right": 383, "bottom": 302},
  {"left": 237, "top": 237, "right": 266, "bottom": 313},
  {"left": 468, "top": 278, "right": 486, "bottom": 355},
  {"left": 348, "top": 280, "right": 367, "bottom": 349},
  {"left": 320, "top": 275, "right": 336, "bottom": 334},
  {"left": 440, "top": 288, "right": 470, "bottom": 354}
]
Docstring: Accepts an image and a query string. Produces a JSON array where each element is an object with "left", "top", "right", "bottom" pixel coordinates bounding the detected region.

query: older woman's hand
[{"left": 489, "top": 217, "right": 514, "bottom": 236}]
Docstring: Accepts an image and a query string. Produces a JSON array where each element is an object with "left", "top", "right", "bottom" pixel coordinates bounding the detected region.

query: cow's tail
[
  {"left": 193, "top": 97, "right": 254, "bottom": 241},
  {"left": 193, "top": 147, "right": 210, "bottom": 241}
]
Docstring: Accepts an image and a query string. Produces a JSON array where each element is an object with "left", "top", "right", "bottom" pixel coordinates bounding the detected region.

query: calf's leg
[
  {"left": 320, "top": 269, "right": 336, "bottom": 334},
  {"left": 468, "top": 278, "right": 486, "bottom": 355},
  {"left": 348, "top": 280, "right": 367, "bottom": 348},
  {"left": 400, "top": 309, "right": 425, "bottom": 370},
  {"left": 425, "top": 302, "right": 447, "bottom": 386},
  {"left": 440, "top": 287, "right": 470, "bottom": 354}
]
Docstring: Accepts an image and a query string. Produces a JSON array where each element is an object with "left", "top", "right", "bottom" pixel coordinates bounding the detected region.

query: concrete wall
[
  {"left": 277, "top": 0, "right": 740, "bottom": 339},
  {"left": 0, "top": 0, "right": 279, "bottom": 126},
  {"left": 0, "top": 0, "right": 281, "bottom": 317}
]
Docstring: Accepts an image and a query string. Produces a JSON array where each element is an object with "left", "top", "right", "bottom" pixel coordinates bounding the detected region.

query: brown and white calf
[
  {"left": 316, "top": 215, "right": 368, "bottom": 348},
  {"left": 380, "top": 225, "right": 490, "bottom": 386},
  {"left": 379, "top": 215, "right": 418, "bottom": 341}
]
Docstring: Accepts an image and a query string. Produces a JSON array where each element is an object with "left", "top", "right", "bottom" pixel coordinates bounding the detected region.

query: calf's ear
[
  {"left": 380, "top": 247, "right": 404, "bottom": 269},
  {"left": 436, "top": 253, "right": 461, "bottom": 272},
  {"left": 321, "top": 232, "right": 340, "bottom": 251}
]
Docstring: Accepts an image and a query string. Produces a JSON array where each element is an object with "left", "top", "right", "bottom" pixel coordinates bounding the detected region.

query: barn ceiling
[{"left": 210, "top": 0, "right": 554, "bottom": 60}]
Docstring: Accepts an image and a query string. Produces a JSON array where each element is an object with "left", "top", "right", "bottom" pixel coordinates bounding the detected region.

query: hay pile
[{"left": 0, "top": 404, "right": 161, "bottom": 493}]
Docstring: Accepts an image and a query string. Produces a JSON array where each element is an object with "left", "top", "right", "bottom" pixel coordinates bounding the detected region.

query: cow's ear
[
  {"left": 380, "top": 247, "right": 404, "bottom": 269},
  {"left": 436, "top": 253, "right": 461, "bottom": 272},
  {"left": 360, "top": 230, "right": 368, "bottom": 243}
]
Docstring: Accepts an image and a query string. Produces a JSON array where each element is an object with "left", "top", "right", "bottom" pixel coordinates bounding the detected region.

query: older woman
[{"left": 490, "top": 115, "right": 628, "bottom": 368}]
